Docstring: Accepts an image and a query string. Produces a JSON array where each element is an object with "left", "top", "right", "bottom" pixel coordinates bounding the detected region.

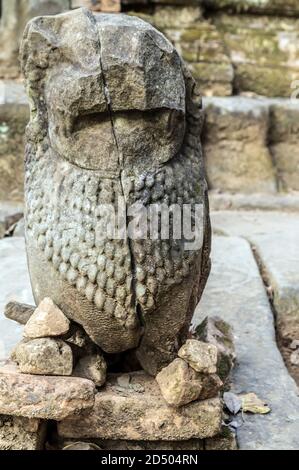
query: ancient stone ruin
[
  {"left": 1, "top": 0, "right": 299, "bottom": 453},
  {"left": 0, "top": 8, "right": 238, "bottom": 451}
]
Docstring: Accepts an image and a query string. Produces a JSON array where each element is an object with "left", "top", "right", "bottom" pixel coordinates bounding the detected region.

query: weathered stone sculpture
[{"left": 21, "top": 8, "right": 211, "bottom": 375}]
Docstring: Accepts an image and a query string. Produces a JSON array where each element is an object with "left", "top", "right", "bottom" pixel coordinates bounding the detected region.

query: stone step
[
  {"left": 0, "top": 362, "right": 95, "bottom": 421},
  {"left": 203, "top": 97, "right": 299, "bottom": 194},
  {"left": 194, "top": 235, "right": 299, "bottom": 450},
  {"left": 210, "top": 210, "right": 299, "bottom": 386},
  {"left": 58, "top": 372, "right": 222, "bottom": 441},
  {"left": 210, "top": 192, "right": 299, "bottom": 212}
]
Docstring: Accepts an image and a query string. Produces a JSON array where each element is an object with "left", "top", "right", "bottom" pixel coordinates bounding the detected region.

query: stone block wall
[{"left": 122, "top": 1, "right": 299, "bottom": 98}]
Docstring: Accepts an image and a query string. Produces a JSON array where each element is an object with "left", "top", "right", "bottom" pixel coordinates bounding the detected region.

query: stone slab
[
  {"left": 0, "top": 237, "right": 34, "bottom": 360},
  {"left": 194, "top": 236, "right": 299, "bottom": 450},
  {"left": 211, "top": 211, "right": 299, "bottom": 343},
  {"left": 0, "top": 415, "right": 46, "bottom": 450},
  {"left": 0, "top": 362, "right": 95, "bottom": 421},
  {"left": 209, "top": 191, "right": 299, "bottom": 212},
  {"left": 58, "top": 372, "right": 222, "bottom": 441}
]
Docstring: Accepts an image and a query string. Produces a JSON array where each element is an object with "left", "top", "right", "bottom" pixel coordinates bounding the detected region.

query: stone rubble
[
  {"left": 4, "top": 301, "right": 35, "bottom": 325},
  {"left": 23, "top": 297, "right": 70, "bottom": 339},
  {"left": 195, "top": 316, "right": 236, "bottom": 382},
  {"left": 13, "top": 338, "right": 73, "bottom": 376},
  {"left": 0, "top": 415, "right": 46, "bottom": 450},
  {"left": 178, "top": 339, "right": 218, "bottom": 374},
  {"left": 156, "top": 358, "right": 203, "bottom": 407},
  {"left": 73, "top": 354, "right": 107, "bottom": 388}
]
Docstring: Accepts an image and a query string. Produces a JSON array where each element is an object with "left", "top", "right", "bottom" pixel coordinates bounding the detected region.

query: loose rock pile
[
  {"left": 0, "top": 298, "right": 236, "bottom": 450},
  {"left": 9, "top": 298, "right": 107, "bottom": 384}
]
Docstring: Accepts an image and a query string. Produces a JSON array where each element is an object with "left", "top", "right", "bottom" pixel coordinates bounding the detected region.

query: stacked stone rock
[
  {"left": 9, "top": 298, "right": 107, "bottom": 385},
  {"left": 1, "top": 299, "right": 236, "bottom": 450}
]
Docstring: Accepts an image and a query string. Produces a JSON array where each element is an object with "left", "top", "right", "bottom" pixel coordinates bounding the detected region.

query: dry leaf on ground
[{"left": 239, "top": 392, "right": 271, "bottom": 414}]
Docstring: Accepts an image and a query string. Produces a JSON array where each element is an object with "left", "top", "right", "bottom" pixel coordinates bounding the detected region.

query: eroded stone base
[
  {"left": 0, "top": 415, "right": 46, "bottom": 450},
  {"left": 58, "top": 372, "right": 222, "bottom": 441}
]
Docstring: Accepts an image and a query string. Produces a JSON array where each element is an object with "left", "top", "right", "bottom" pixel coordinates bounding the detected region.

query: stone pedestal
[{"left": 58, "top": 372, "right": 222, "bottom": 441}]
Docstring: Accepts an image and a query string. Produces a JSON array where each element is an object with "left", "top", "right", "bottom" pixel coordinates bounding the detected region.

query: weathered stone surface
[
  {"left": 194, "top": 236, "right": 299, "bottom": 450},
  {"left": 4, "top": 301, "right": 35, "bottom": 325},
  {"left": 178, "top": 340, "right": 218, "bottom": 374},
  {"left": 203, "top": 97, "right": 276, "bottom": 193},
  {"left": 0, "top": 1, "right": 69, "bottom": 78},
  {"left": 195, "top": 316, "right": 235, "bottom": 381},
  {"left": 21, "top": 9, "right": 210, "bottom": 375},
  {"left": 58, "top": 372, "right": 222, "bottom": 440},
  {"left": 0, "top": 361, "right": 95, "bottom": 420},
  {"left": 73, "top": 354, "right": 107, "bottom": 387},
  {"left": 197, "top": 373, "right": 223, "bottom": 400},
  {"left": 0, "top": 415, "right": 46, "bottom": 450},
  {"left": 72, "top": 0, "right": 120, "bottom": 12},
  {"left": 13, "top": 338, "right": 73, "bottom": 376},
  {"left": 128, "top": 7, "right": 233, "bottom": 97},
  {"left": 156, "top": 358, "right": 203, "bottom": 407},
  {"left": 205, "top": 427, "right": 237, "bottom": 451},
  {"left": 210, "top": 211, "right": 299, "bottom": 386},
  {"left": 204, "top": 0, "right": 299, "bottom": 17},
  {"left": 0, "top": 238, "right": 34, "bottom": 360},
  {"left": 0, "top": 81, "right": 29, "bottom": 201},
  {"left": 269, "top": 101, "right": 299, "bottom": 191},
  {"left": 216, "top": 14, "right": 299, "bottom": 97},
  {"left": 209, "top": 191, "right": 299, "bottom": 212},
  {"left": 23, "top": 297, "right": 70, "bottom": 339}
]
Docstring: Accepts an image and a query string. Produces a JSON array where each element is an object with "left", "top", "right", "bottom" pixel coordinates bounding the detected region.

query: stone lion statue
[{"left": 21, "top": 8, "right": 211, "bottom": 375}]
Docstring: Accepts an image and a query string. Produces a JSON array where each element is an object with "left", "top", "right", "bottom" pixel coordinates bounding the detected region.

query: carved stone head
[{"left": 21, "top": 9, "right": 210, "bottom": 375}]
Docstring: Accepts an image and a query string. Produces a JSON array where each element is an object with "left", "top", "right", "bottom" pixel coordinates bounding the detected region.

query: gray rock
[
  {"left": 195, "top": 316, "right": 235, "bottom": 382},
  {"left": 0, "top": 238, "right": 34, "bottom": 360},
  {"left": 197, "top": 373, "right": 223, "bottom": 401},
  {"left": 21, "top": 9, "right": 210, "bottom": 375},
  {"left": 73, "top": 354, "right": 107, "bottom": 387},
  {"left": 156, "top": 358, "right": 203, "bottom": 407},
  {"left": 178, "top": 339, "right": 218, "bottom": 374},
  {"left": 23, "top": 297, "right": 70, "bottom": 339},
  {"left": 4, "top": 301, "right": 35, "bottom": 326},
  {"left": 13, "top": 338, "right": 73, "bottom": 376},
  {"left": 194, "top": 235, "right": 299, "bottom": 450}
]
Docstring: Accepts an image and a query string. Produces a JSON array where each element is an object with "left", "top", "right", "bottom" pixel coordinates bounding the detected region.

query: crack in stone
[{"left": 94, "top": 15, "right": 140, "bottom": 328}]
